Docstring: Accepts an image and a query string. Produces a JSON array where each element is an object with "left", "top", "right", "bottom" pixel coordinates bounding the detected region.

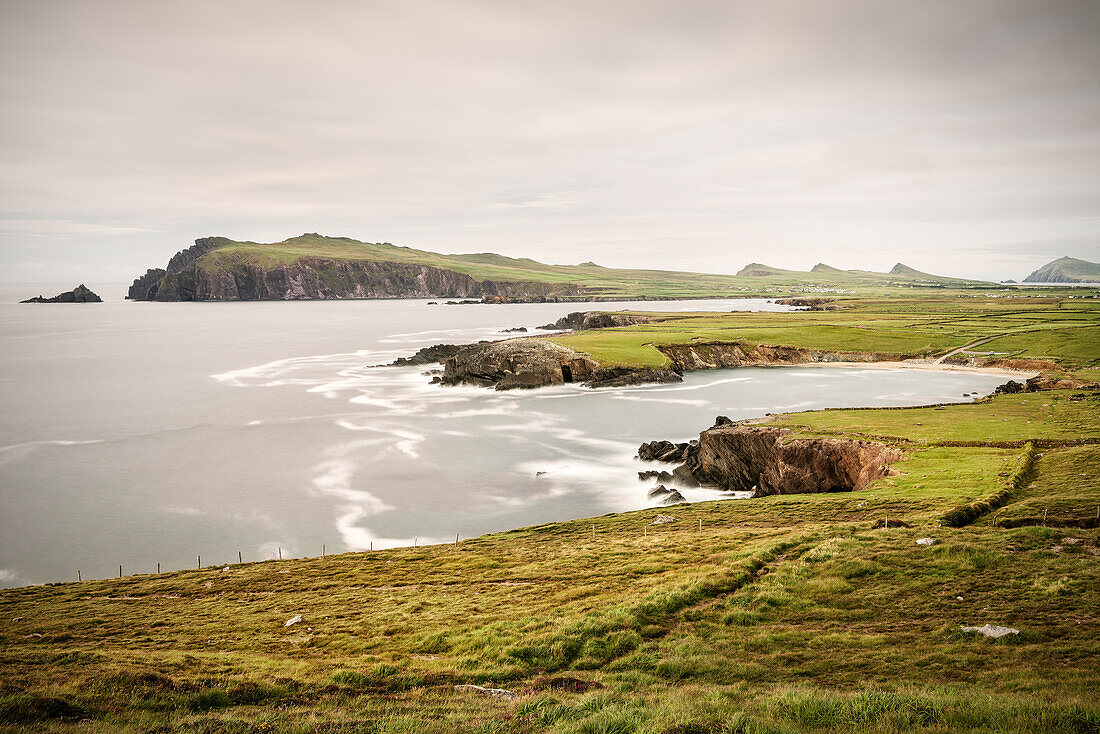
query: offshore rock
[
  {"left": 21, "top": 284, "right": 102, "bottom": 303},
  {"left": 389, "top": 343, "right": 472, "bottom": 367},
  {"left": 638, "top": 440, "right": 695, "bottom": 463},
  {"left": 648, "top": 485, "right": 687, "bottom": 505}
]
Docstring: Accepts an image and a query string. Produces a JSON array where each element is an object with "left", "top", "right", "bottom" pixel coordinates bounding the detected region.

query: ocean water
[{"left": 0, "top": 287, "right": 1010, "bottom": 587}]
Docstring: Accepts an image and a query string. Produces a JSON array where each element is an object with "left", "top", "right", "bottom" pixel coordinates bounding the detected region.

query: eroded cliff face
[
  {"left": 640, "top": 420, "right": 902, "bottom": 497},
  {"left": 127, "top": 269, "right": 167, "bottom": 300},
  {"left": 438, "top": 338, "right": 684, "bottom": 390},
  {"left": 146, "top": 258, "right": 583, "bottom": 301},
  {"left": 128, "top": 239, "right": 586, "bottom": 301},
  {"left": 656, "top": 342, "right": 901, "bottom": 371},
  {"left": 441, "top": 339, "right": 600, "bottom": 390}
]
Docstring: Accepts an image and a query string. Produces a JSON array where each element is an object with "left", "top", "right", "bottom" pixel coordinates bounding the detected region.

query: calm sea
[{"left": 0, "top": 284, "right": 1009, "bottom": 586}]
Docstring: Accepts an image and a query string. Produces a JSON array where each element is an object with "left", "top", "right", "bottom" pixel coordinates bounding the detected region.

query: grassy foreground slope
[
  {"left": 2, "top": 295, "right": 1099, "bottom": 733},
  {"left": 190, "top": 234, "right": 997, "bottom": 300}
]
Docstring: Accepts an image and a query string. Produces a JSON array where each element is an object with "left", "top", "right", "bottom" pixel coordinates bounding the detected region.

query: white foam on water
[
  {"left": 0, "top": 439, "right": 104, "bottom": 452},
  {"left": 618, "top": 375, "right": 753, "bottom": 393},
  {"left": 212, "top": 350, "right": 376, "bottom": 387},
  {"left": 609, "top": 394, "right": 711, "bottom": 406}
]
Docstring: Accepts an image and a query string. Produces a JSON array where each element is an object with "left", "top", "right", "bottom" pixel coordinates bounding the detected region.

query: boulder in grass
[
  {"left": 961, "top": 624, "right": 1018, "bottom": 638},
  {"left": 454, "top": 684, "right": 517, "bottom": 700}
]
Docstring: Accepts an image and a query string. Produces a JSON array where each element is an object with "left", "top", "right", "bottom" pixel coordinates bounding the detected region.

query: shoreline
[{"left": 790, "top": 360, "right": 1040, "bottom": 380}]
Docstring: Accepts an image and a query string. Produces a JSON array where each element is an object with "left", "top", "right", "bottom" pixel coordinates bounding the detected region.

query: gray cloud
[{"left": 1, "top": 0, "right": 1098, "bottom": 282}]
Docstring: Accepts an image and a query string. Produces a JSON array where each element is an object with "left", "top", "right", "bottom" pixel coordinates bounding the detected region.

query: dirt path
[{"left": 935, "top": 334, "right": 1006, "bottom": 364}]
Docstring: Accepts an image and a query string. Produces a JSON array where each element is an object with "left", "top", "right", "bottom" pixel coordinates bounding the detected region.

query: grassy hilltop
[
  {"left": 2, "top": 293, "right": 1099, "bottom": 733},
  {"left": 138, "top": 233, "right": 1002, "bottom": 301}
]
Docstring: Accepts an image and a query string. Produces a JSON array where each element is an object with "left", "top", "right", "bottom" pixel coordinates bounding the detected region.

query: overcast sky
[{"left": 1, "top": 0, "right": 1097, "bottom": 283}]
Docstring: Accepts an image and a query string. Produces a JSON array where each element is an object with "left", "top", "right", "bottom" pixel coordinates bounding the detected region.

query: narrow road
[{"left": 935, "top": 334, "right": 1006, "bottom": 364}]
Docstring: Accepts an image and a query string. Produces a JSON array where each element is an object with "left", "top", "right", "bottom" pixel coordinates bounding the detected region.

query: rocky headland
[
  {"left": 128, "top": 238, "right": 587, "bottom": 302},
  {"left": 21, "top": 284, "right": 102, "bottom": 303},
  {"left": 437, "top": 338, "right": 683, "bottom": 390},
  {"left": 392, "top": 309, "right": 909, "bottom": 391},
  {"left": 639, "top": 416, "right": 903, "bottom": 498}
]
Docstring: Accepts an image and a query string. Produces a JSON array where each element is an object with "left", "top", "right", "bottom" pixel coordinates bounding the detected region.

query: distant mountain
[
  {"left": 734, "top": 261, "right": 984, "bottom": 286},
  {"left": 735, "top": 263, "right": 787, "bottom": 277},
  {"left": 1023, "top": 256, "right": 1100, "bottom": 283}
]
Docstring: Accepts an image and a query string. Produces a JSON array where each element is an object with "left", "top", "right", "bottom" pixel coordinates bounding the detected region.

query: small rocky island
[{"left": 21, "top": 284, "right": 102, "bottom": 303}]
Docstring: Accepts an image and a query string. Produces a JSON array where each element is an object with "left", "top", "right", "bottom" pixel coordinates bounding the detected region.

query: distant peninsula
[
  {"left": 126, "top": 234, "right": 996, "bottom": 302},
  {"left": 21, "top": 284, "right": 102, "bottom": 303},
  {"left": 1023, "top": 256, "right": 1100, "bottom": 283}
]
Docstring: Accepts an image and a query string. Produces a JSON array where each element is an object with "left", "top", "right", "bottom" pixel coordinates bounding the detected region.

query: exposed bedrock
[
  {"left": 639, "top": 420, "right": 902, "bottom": 497},
  {"left": 994, "top": 375, "right": 1098, "bottom": 394},
  {"left": 387, "top": 343, "right": 473, "bottom": 367},
  {"left": 538, "top": 311, "right": 656, "bottom": 331},
  {"left": 126, "top": 269, "right": 167, "bottom": 300},
  {"left": 656, "top": 342, "right": 900, "bottom": 372},
  {"left": 440, "top": 339, "right": 599, "bottom": 390},
  {"left": 146, "top": 259, "right": 581, "bottom": 301},
  {"left": 440, "top": 338, "right": 682, "bottom": 390}
]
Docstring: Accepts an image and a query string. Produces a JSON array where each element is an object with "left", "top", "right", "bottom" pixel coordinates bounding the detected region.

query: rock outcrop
[
  {"left": 388, "top": 343, "right": 472, "bottom": 367},
  {"left": 21, "top": 284, "right": 102, "bottom": 303},
  {"left": 127, "top": 269, "right": 167, "bottom": 300},
  {"left": 647, "top": 485, "right": 687, "bottom": 505},
  {"left": 430, "top": 332, "right": 901, "bottom": 391},
  {"left": 639, "top": 418, "right": 902, "bottom": 497},
  {"left": 538, "top": 311, "right": 655, "bottom": 331},
  {"left": 438, "top": 338, "right": 684, "bottom": 390},
  {"left": 774, "top": 297, "right": 839, "bottom": 311},
  {"left": 440, "top": 339, "right": 600, "bottom": 390},
  {"left": 994, "top": 375, "right": 1097, "bottom": 394},
  {"left": 656, "top": 342, "right": 899, "bottom": 372}
]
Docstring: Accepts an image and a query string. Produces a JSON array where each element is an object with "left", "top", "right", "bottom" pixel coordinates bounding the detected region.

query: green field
[
  {"left": 2, "top": 293, "right": 1099, "bottom": 732},
  {"left": 547, "top": 296, "right": 1100, "bottom": 369}
]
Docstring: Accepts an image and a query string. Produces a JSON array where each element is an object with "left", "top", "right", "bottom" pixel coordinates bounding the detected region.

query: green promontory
[{"left": 127, "top": 234, "right": 997, "bottom": 301}]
